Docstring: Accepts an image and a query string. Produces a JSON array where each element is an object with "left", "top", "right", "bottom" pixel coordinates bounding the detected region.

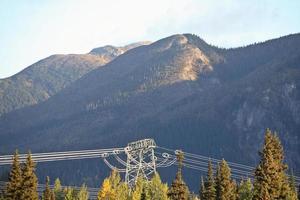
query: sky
[{"left": 0, "top": 0, "right": 300, "bottom": 78}]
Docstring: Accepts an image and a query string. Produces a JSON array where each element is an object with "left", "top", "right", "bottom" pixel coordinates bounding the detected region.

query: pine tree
[
  {"left": 202, "top": 161, "right": 216, "bottom": 200},
  {"left": 5, "top": 150, "right": 23, "bottom": 200},
  {"left": 168, "top": 150, "right": 189, "bottom": 200},
  {"left": 237, "top": 179, "right": 253, "bottom": 200},
  {"left": 215, "top": 159, "right": 236, "bottom": 200},
  {"left": 76, "top": 184, "right": 89, "bottom": 200},
  {"left": 253, "top": 129, "right": 296, "bottom": 200},
  {"left": 147, "top": 173, "right": 168, "bottom": 200},
  {"left": 54, "top": 178, "right": 64, "bottom": 200},
  {"left": 21, "top": 152, "right": 39, "bottom": 200},
  {"left": 43, "top": 176, "right": 53, "bottom": 200}
]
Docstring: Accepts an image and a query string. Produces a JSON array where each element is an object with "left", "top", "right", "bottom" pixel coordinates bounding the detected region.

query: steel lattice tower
[{"left": 124, "top": 139, "right": 157, "bottom": 186}]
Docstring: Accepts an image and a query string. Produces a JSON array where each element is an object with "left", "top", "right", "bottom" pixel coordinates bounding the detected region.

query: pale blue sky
[{"left": 0, "top": 0, "right": 299, "bottom": 78}]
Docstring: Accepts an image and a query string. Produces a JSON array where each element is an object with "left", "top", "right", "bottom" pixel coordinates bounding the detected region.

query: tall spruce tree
[
  {"left": 54, "top": 178, "right": 64, "bottom": 200},
  {"left": 253, "top": 129, "right": 297, "bottom": 200},
  {"left": 5, "top": 150, "right": 23, "bottom": 200},
  {"left": 215, "top": 159, "right": 236, "bottom": 200},
  {"left": 238, "top": 179, "right": 253, "bottom": 200},
  {"left": 200, "top": 177, "right": 205, "bottom": 200},
  {"left": 43, "top": 176, "right": 53, "bottom": 200},
  {"left": 21, "top": 152, "right": 38, "bottom": 200},
  {"left": 168, "top": 150, "right": 189, "bottom": 200},
  {"left": 202, "top": 160, "right": 216, "bottom": 200}
]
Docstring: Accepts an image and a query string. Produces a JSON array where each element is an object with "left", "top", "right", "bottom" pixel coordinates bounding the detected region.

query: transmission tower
[
  {"left": 124, "top": 139, "right": 156, "bottom": 186},
  {"left": 101, "top": 138, "right": 176, "bottom": 187}
]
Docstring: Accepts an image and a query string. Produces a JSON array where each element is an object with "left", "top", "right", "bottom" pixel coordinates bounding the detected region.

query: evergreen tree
[
  {"left": 199, "top": 177, "right": 205, "bottom": 200},
  {"left": 147, "top": 173, "right": 168, "bottom": 200},
  {"left": 5, "top": 150, "right": 23, "bottom": 200},
  {"left": 168, "top": 150, "right": 189, "bottom": 200},
  {"left": 202, "top": 161, "right": 216, "bottom": 200},
  {"left": 288, "top": 172, "right": 298, "bottom": 200},
  {"left": 253, "top": 129, "right": 296, "bottom": 200},
  {"left": 54, "top": 178, "right": 64, "bottom": 200},
  {"left": 0, "top": 194, "right": 5, "bottom": 200},
  {"left": 43, "top": 176, "right": 53, "bottom": 200},
  {"left": 298, "top": 185, "right": 300, "bottom": 200},
  {"left": 237, "top": 179, "right": 253, "bottom": 200},
  {"left": 215, "top": 159, "right": 236, "bottom": 200},
  {"left": 21, "top": 152, "right": 39, "bottom": 200},
  {"left": 76, "top": 184, "right": 89, "bottom": 200},
  {"left": 64, "top": 187, "right": 75, "bottom": 200}
]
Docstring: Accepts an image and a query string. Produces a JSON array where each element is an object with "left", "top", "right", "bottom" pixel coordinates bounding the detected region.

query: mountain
[
  {"left": 0, "top": 42, "right": 149, "bottom": 116},
  {"left": 0, "top": 33, "right": 299, "bottom": 188}
]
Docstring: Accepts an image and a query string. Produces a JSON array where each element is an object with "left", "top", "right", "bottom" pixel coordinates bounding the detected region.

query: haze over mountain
[
  {"left": 0, "top": 42, "right": 149, "bottom": 116},
  {"left": 0, "top": 33, "right": 299, "bottom": 187}
]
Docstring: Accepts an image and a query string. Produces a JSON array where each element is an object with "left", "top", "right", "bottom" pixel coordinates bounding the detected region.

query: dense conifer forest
[{"left": 0, "top": 129, "right": 298, "bottom": 200}]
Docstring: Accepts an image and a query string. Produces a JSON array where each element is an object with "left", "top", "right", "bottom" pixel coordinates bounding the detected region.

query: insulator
[
  {"left": 162, "top": 153, "right": 170, "bottom": 158},
  {"left": 113, "top": 150, "right": 120, "bottom": 154},
  {"left": 101, "top": 153, "right": 109, "bottom": 158}
]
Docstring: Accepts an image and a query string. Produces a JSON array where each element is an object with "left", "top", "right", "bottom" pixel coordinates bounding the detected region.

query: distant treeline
[{"left": 0, "top": 129, "right": 299, "bottom": 200}]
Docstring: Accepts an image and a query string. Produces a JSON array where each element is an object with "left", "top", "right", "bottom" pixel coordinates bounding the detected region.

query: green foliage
[
  {"left": 253, "top": 129, "right": 297, "bottom": 200},
  {"left": 5, "top": 150, "right": 23, "bottom": 200},
  {"left": 215, "top": 159, "right": 237, "bottom": 200},
  {"left": 201, "top": 161, "right": 216, "bottom": 200},
  {"left": 131, "top": 176, "right": 146, "bottom": 200},
  {"left": 238, "top": 179, "right": 253, "bottom": 200},
  {"left": 97, "top": 170, "right": 129, "bottom": 200},
  {"left": 146, "top": 173, "right": 169, "bottom": 200},
  {"left": 54, "top": 178, "right": 64, "bottom": 200},
  {"left": 64, "top": 187, "right": 75, "bottom": 200},
  {"left": 200, "top": 177, "right": 205, "bottom": 200},
  {"left": 168, "top": 151, "right": 189, "bottom": 200},
  {"left": 76, "top": 184, "right": 89, "bottom": 200},
  {"left": 21, "top": 152, "right": 39, "bottom": 200},
  {"left": 43, "top": 176, "right": 55, "bottom": 200}
]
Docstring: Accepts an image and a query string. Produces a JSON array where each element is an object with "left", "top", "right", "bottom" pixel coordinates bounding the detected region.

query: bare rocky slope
[{"left": 0, "top": 33, "right": 299, "bottom": 188}]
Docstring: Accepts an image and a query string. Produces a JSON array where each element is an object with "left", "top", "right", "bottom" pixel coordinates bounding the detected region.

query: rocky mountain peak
[{"left": 89, "top": 41, "right": 151, "bottom": 58}]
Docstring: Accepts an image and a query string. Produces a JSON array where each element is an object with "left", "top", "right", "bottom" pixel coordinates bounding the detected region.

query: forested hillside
[
  {"left": 0, "top": 33, "right": 299, "bottom": 189},
  {"left": 0, "top": 42, "right": 149, "bottom": 116}
]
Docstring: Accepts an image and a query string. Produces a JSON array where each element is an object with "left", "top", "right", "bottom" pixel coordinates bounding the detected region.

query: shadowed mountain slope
[
  {"left": 0, "top": 42, "right": 149, "bottom": 115},
  {"left": 0, "top": 33, "right": 299, "bottom": 187}
]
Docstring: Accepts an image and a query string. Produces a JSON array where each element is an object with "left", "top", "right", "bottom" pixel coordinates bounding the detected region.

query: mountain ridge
[
  {"left": 0, "top": 41, "right": 150, "bottom": 116},
  {"left": 0, "top": 33, "right": 299, "bottom": 187}
]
